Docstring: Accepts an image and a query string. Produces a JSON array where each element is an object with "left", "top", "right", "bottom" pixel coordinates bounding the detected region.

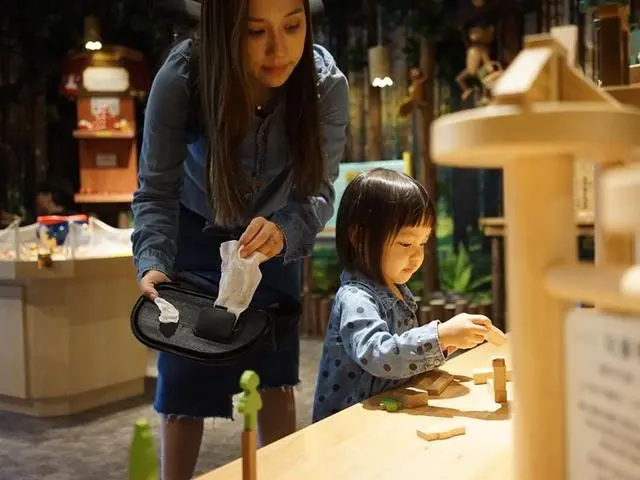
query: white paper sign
[{"left": 566, "top": 308, "right": 640, "bottom": 480}]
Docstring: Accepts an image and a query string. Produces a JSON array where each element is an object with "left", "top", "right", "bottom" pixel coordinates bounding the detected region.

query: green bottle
[{"left": 129, "top": 418, "right": 159, "bottom": 480}]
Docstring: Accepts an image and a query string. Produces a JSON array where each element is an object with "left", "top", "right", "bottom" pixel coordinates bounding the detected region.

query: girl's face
[
  {"left": 381, "top": 224, "right": 431, "bottom": 287},
  {"left": 245, "top": 0, "right": 307, "bottom": 90}
]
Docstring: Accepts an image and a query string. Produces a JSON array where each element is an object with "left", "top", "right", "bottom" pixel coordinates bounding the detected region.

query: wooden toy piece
[
  {"left": 129, "top": 418, "right": 159, "bottom": 480},
  {"left": 550, "top": 25, "right": 578, "bottom": 66},
  {"left": 485, "top": 324, "right": 506, "bottom": 346},
  {"left": 390, "top": 386, "right": 429, "bottom": 409},
  {"left": 416, "top": 425, "right": 466, "bottom": 442},
  {"left": 237, "top": 370, "right": 262, "bottom": 480},
  {"left": 472, "top": 366, "right": 512, "bottom": 385},
  {"left": 486, "top": 378, "right": 496, "bottom": 398},
  {"left": 492, "top": 357, "right": 507, "bottom": 403},
  {"left": 414, "top": 369, "right": 454, "bottom": 396},
  {"left": 379, "top": 397, "right": 403, "bottom": 412}
]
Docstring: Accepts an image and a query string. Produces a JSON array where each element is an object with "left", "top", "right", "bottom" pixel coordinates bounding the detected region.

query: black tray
[{"left": 130, "top": 282, "right": 271, "bottom": 365}]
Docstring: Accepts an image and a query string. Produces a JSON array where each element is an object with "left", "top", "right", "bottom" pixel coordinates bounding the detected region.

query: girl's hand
[
  {"left": 437, "top": 313, "right": 492, "bottom": 350},
  {"left": 139, "top": 269, "right": 171, "bottom": 300},
  {"left": 238, "top": 217, "right": 284, "bottom": 260}
]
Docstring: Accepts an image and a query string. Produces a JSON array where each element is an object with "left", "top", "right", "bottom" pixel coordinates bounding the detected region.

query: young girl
[
  {"left": 312, "top": 168, "right": 492, "bottom": 422},
  {"left": 132, "top": 0, "right": 348, "bottom": 477}
]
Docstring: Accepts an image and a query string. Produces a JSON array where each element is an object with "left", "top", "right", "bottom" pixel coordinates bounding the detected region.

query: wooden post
[
  {"left": 431, "top": 30, "right": 597, "bottom": 479},
  {"left": 502, "top": 155, "right": 575, "bottom": 478},
  {"left": 491, "top": 236, "right": 506, "bottom": 331},
  {"left": 444, "top": 303, "right": 456, "bottom": 320},
  {"left": 418, "top": 306, "right": 431, "bottom": 325},
  {"left": 593, "top": 5, "right": 635, "bottom": 268},
  {"left": 417, "top": 38, "right": 440, "bottom": 294},
  {"left": 428, "top": 298, "right": 445, "bottom": 322}
]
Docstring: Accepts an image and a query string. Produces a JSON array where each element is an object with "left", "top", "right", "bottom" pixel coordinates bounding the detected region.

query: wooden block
[
  {"left": 416, "top": 429, "right": 440, "bottom": 441},
  {"left": 439, "top": 426, "right": 466, "bottom": 439},
  {"left": 485, "top": 324, "right": 506, "bottom": 346},
  {"left": 416, "top": 425, "right": 466, "bottom": 442},
  {"left": 390, "top": 387, "right": 429, "bottom": 409},
  {"left": 492, "top": 357, "right": 507, "bottom": 392},
  {"left": 473, "top": 367, "right": 512, "bottom": 385},
  {"left": 486, "top": 379, "right": 508, "bottom": 404},
  {"left": 414, "top": 370, "right": 454, "bottom": 396},
  {"left": 495, "top": 389, "right": 507, "bottom": 404}
]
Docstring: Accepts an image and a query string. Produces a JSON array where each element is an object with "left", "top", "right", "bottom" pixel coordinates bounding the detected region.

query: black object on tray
[{"left": 131, "top": 281, "right": 288, "bottom": 365}]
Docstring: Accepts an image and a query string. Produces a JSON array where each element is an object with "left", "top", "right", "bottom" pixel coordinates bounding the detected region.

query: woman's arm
[
  {"left": 131, "top": 47, "right": 190, "bottom": 280},
  {"left": 270, "top": 62, "right": 349, "bottom": 264},
  {"left": 337, "top": 285, "right": 447, "bottom": 380}
]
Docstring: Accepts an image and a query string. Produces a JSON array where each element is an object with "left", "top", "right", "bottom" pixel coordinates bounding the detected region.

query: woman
[{"left": 131, "top": 0, "right": 348, "bottom": 478}]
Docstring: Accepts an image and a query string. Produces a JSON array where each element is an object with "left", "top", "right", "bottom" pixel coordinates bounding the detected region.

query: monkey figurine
[
  {"left": 455, "top": 24, "right": 501, "bottom": 101},
  {"left": 397, "top": 68, "right": 429, "bottom": 118}
]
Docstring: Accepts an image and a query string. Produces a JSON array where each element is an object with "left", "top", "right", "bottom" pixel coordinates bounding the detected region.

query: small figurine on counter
[
  {"left": 397, "top": 68, "right": 429, "bottom": 118},
  {"left": 455, "top": 24, "right": 503, "bottom": 102},
  {"left": 312, "top": 168, "right": 498, "bottom": 423},
  {"left": 237, "top": 370, "right": 262, "bottom": 480},
  {"left": 36, "top": 228, "right": 55, "bottom": 269}
]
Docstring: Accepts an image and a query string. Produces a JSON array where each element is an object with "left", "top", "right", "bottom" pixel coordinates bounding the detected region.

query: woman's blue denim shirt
[{"left": 131, "top": 39, "right": 349, "bottom": 288}]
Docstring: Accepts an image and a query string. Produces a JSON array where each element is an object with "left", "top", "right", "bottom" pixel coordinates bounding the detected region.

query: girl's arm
[
  {"left": 131, "top": 48, "right": 190, "bottom": 281},
  {"left": 270, "top": 60, "right": 349, "bottom": 264},
  {"left": 338, "top": 285, "right": 447, "bottom": 380}
]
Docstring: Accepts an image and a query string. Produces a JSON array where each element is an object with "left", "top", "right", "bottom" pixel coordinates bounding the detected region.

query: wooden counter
[
  {"left": 0, "top": 255, "right": 147, "bottom": 416},
  {"left": 198, "top": 341, "right": 513, "bottom": 480}
]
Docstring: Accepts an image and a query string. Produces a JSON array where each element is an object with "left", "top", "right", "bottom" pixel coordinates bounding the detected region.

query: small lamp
[
  {"left": 84, "top": 15, "right": 103, "bottom": 51},
  {"left": 368, "top": 45, "right": 393, "bottom": 88}
]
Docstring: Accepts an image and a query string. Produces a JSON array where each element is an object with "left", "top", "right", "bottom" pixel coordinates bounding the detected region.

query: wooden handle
[{"left": 242, "top": 430, "right": 257, "bottom": 480}]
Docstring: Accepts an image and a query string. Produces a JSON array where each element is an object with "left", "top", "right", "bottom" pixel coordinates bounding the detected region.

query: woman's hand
[
  {"left": 139, "top": 269, "right": 171, "bottom": 300},
  {"left": 238, "top": 217, "right": 284, "bottom": 260}
]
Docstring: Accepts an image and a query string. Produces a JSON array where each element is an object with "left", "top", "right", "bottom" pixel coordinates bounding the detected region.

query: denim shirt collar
[{"left": 339, "top": 270, "right": 417, "bottom": 313}]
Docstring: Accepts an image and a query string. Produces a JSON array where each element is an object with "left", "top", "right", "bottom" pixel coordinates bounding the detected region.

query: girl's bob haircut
[{"left": 335, "top": 168, "right": 435, "bottom": 285}]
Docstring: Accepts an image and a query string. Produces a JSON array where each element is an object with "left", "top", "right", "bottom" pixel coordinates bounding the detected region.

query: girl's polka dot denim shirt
[{"left": 312, "top": 270, "right": 446, "bottom": 422}]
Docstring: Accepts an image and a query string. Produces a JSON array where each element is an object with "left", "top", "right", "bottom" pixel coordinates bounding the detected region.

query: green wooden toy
[
  {"left": 237, "top": 370, "right": 262, "bottom": 480},
  {"left": 379, "top": 397, "right": 403, "bottom": 412}
]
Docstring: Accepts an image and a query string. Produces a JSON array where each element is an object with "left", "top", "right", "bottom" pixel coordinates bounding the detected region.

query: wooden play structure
[
  {"left": 61, "top": 44, "right": 149, "bottom": 227},
  {"left": 61, "top": 46, "right": 148, "bottom": 201},
  {"left": 432, "top": 22, "right": 640, "bottom": 480}
]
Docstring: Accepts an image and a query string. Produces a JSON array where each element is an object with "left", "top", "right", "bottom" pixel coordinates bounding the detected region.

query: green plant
[
  {"left": 311, "top": 243, "right": 341, "bottom": 295},
  {"left": 439, "top": 242, "right": 492, "bottom": 294}
]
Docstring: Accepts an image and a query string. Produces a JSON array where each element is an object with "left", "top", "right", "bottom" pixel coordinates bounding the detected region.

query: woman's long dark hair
[{"left": 193, "top": 0, "right": 324, "bottom": 228}]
